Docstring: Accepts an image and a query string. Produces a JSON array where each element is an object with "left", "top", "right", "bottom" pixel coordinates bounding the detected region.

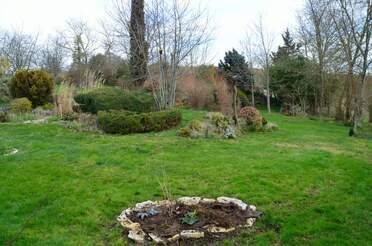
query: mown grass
[{"left": 0, "top": 110, "right": 371, "bottom": 245}]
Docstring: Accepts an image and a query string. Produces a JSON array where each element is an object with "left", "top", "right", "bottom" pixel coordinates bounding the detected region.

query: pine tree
[
  {"left": 219, "top": 49, "right": 253, "bottom": 125},
  {"left": 272, "top": 29, "right": 300, "bottom": 62},
  {"left": 129, "top": 0, "right": 148, "bottom": 88}
]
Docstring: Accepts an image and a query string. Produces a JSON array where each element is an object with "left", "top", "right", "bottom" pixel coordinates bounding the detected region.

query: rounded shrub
[
  {"left": 0, "top": 109, "right": 9, "bottom": 123},
  {"left": 74, "top": 87, "right": 154, "bottom": 114},
  {"left": 10, "top": 97, "right": 32, "bottom": 113},
  {"left": 239, "top": 106, "right": 263, "bottom": 128},
  {"left": 10, "top": 69, "right": 55, "bottom": 107},
  {"left": 97, "top": 110, "right": 181, "bottom": 135}
]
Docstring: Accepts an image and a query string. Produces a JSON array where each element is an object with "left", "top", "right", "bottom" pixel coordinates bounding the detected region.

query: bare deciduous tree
[
  {"left": 39, "top": 35, "right": 66, "bottom": 77},
  {"left": 297, "top": 0, "right": 338, "bottom": 114},
  {"left": 334, "top": 0, "right": 371, "bottom": 132},
  {"left": 0, "top": 29, "right": 39, "bottom": 74},
  {"left": 252, "top": 16, "right": 275, "bottom": 113},
  {"left": 241, "top": 35, "right": 256, "bottom": 106},
  {"left": 145, "top": 0, "right": 211, "bottom": 109},
  {"left": 60, "top": 19, "right": 97, "bottom": 66}
]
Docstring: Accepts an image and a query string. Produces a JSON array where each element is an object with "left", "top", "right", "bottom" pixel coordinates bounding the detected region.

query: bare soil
[{"left": 128, "top": 202, "right": 262, "bottom": 245}]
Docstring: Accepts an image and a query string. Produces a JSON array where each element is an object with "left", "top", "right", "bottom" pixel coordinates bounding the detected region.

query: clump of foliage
[
  {"left": 61, "top": 112, "right": 79, "bottom": 121},
  {"left": 10, "top": 69, "right": 55, "bottom": 107},
  {"left": 181, "top": 211, "right": 199, "bottom": 225},
  {"left": 98, "top": 110, "right": 181, "bottom": 135},
  {"left": 209, "top": 112, "right": 230, "bottom": 130},
  {"left": 179, "top": 112, "right": 236, "bottom": 139},
  {"left": 10, "top": 97, "right": 32, "bottom": 113},
  {"left": 0, "top": 78, "right": 10, "bottom": 104},
  {"left": 74, "top": 87, "right": 154, "bottom": 114},
  {"left": 178, "top": 127, "right": 193, "bottom": 137},
  {"left": 41, "top": 103, "right": 55, "bottom": 111},
  {"left": 239, "top": 106, "right": 263, "bottom": 128},
  {"left": 0, "top": 108, "right": 9, "bottom": 123},
  {"left": 64, "top": 113, "right": 98, "bottom": 133}
]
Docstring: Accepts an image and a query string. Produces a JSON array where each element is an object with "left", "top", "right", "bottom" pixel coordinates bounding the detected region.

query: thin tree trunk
[
  {"left": 369, "top": 99, "right": 372, "bottom": 123},
  {"left": 266, "top": 69, "right": 271, "bottom": 114},
  {"left": 251, "top": 81, "right": 255, "bottom": 107},
  {"left": 233, "top": 85, "right": 239, "bottom": 126}
]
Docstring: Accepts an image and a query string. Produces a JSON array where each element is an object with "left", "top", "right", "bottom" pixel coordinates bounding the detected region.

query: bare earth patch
[{"left": 117, "top": 197, "right": 262, "bottom": 245}]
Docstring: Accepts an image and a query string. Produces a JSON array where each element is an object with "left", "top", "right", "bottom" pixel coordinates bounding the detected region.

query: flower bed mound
[{"left": 117, "top": 197, "right": 262, "bottom": 245}]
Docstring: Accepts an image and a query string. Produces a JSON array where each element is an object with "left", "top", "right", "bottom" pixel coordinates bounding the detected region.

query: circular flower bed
[{"left": 117, "top": 197, "right": 262, "bottom": 244}]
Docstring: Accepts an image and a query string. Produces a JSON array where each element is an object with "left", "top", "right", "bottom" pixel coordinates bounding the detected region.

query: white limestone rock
[
  {"left": 207, "top": 226, "right": 235, "bottom": 233},
  {"left": 149, "top": 233, "right": 165, "bottom": 244},
  {"left": 167, "top": 233, "right": 180, "bottom": 243},
  {"left": 217, "top": 197, "right": 248, "bottom": 210},
  {"left": 180, "top": 230, "right": 205, "bottom": 239},
  {"left": 246, "top": 218, "right": 256, "bottom": 227},
  {"left": 200, "top": 198, "right": 216, "bottom": 204},
  {"left": 128, "top": 229, "right": 146, "bottom": 243},
  {"left": 177, "top": 197, "right": 201, "bottom": 206}
]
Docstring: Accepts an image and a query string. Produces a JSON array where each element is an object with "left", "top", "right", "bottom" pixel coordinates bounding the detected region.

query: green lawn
[{"left": 0, "top": 110, "right": 371, "bottom": 245}]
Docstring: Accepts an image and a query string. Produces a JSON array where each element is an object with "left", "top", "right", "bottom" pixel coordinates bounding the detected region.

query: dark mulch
[{"left": 127, "top": 202, "right": 262, "bottom": 245}]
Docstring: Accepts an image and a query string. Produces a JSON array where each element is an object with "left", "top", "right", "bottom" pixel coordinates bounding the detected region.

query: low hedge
[
  {"left": 74, "top": 87, "right": 154, "bottom": 114},
  {"left": 98, "top": 110, "right": 182, "bottom": 134}
]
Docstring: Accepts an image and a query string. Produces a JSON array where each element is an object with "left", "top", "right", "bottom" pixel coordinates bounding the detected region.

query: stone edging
[{"left": 117, "top": 197, "right": 258, "bottom": 244}]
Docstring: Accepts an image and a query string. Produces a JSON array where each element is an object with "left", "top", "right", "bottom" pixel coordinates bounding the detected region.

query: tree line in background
[
  {"left": 0, "top": 0, "right": 371, "bottom": 132},
  {"left": 234, "top": 0, "right": 371, "bottom": 131}
]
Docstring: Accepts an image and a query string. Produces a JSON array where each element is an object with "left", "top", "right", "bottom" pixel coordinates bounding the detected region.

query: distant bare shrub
[
  {"left": 176, "top": 72, "right": 213, "bottom": 109},
  {"left": 214, "top": 78, "right": 233, "bottom": 115}
]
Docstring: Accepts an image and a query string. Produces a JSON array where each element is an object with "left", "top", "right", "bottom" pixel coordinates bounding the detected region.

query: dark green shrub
[
  {"left": 62, "top": 112, "right": 79, "bottom": 121},
  {"left": 0, "top": 109, "right": 9, "bottom": 123},
  {"left": 41, "top": 103, "right": 55, "bottom": 110},
  {"left": 178, "top": 127, "right": 192, "bottom": 137},
  {"left": 238, "top": 89, "right": 250, "bottom": 107},
  {"left": 10, "top": 97, "right": 32, "bottom": 113},
  {"left": 10, "top": 69, "right": 54, "bottom": 107},
  {"left": 74, "top": 87, "right": 154, "bottom": 114},
  {"left": 0, "top": 77, "right": 10, "bottom": 104},
  {"left": 98, "top": 110, "right": 181, "bottom": 134}
]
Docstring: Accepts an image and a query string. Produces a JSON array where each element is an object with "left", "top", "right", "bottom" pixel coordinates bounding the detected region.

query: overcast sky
[{"left": 0, "top": 0, "right": 305, "bottom": 64}]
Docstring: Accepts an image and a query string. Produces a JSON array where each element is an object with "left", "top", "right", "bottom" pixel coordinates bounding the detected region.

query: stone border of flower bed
[{"left": 117, "top": 196, "right": 259, "bottom": 244}]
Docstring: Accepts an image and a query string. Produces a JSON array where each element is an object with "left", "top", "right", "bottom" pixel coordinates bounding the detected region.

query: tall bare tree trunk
[
  {"left": 266, "top": 69, "right": 271, "bottom": 114},
  {"left": 233, "top": 85, "right": 239, "bottom": 126},
  {"left": 369, "top": 99, "right": 372, "bottom": 123},
  {"left": 130, "top": 0, "right": 147, "bottom": 88},
  {"left": 251, "top": 81, "right": 255, "bottom": 107}
]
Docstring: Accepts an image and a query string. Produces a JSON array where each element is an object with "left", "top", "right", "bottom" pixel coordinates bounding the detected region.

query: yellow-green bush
[
  {"left": 10, "top": 69, "right": 54, "bottom": 107},
  {"left": 10, "top": 97, "right": 32, "bottom": 113}
]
